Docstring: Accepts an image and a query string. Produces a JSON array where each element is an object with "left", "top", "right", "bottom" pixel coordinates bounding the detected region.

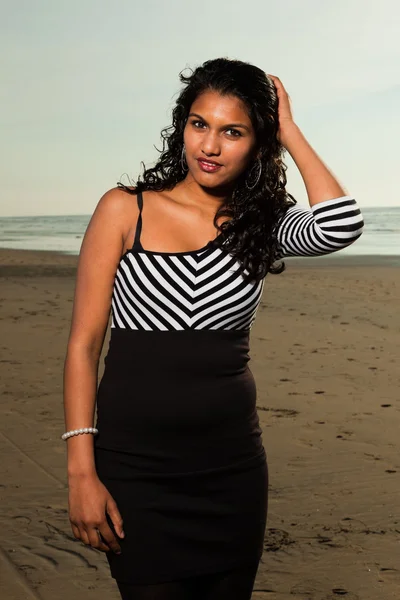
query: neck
[{"left": 175, "top": 173, "right": 234, "bottom": 210}]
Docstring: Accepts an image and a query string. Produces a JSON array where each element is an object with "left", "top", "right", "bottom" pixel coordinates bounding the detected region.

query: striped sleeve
[{"left": 275, "top": 196, "right": 364, "bottom": 258}]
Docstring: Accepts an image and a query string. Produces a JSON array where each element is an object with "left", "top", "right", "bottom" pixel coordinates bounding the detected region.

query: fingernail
[{"left": 120, "top": 530, "right": 125, "bottom": 538}]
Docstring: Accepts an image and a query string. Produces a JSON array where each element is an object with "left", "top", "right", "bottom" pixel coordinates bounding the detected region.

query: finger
[
  {"left": 97, "top": 522, "right": 122, "bottom": 554},
  {"left": 70, "top": 523, "right": 81, "bottom": 541},
  {"left": 106, "top": 497, "right": 125, "bottom": 539},
  {"left": 79, "top": 528, "right": 91, "bottom": 546},
  {"left": 268, "top": 75, "right": 285, "bottom": 93},
  {"left": 86, "top": 526, "right": 111, "bottom": 553}
]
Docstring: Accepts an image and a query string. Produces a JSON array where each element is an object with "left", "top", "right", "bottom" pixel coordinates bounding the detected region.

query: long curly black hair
[{"left": 119, "top": 57, "right": 297, "bottom": 283}]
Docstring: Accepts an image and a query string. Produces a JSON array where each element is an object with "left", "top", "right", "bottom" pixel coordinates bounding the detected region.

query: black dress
[{"left": 93, "top": 189, "right": 268, "bottom": 584}]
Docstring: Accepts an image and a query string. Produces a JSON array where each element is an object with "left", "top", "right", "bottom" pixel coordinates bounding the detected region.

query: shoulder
[
  {"left": 93, "top": 186, "right": 139, "bottom": 223},
  {"left": 99, "top": 186, "right": 136, "bottom": 206}
]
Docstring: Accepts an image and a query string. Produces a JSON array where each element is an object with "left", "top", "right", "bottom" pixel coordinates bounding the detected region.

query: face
[{"left": 183, "top": 90, "right": 258, "bottom": 190}]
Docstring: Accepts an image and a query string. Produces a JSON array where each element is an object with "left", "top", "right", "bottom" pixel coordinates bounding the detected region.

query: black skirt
[{"left": 94, "top": 328, "right": 268, "bottom": 584}]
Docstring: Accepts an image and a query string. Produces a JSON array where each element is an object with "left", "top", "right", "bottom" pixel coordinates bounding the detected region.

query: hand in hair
[{"left": 266, "top": 74, "right": 295, "bottom": 146}]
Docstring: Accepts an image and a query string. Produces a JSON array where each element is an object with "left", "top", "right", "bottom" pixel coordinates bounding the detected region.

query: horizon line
[{"left": 0, "top": 205, "right": 399, "bottom": 219}]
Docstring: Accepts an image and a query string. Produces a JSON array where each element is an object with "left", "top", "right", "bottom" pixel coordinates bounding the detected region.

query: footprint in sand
[
  {"left": 324, "top": 591, "right": 359, "bottom": 599},
  {"left": 263, "top": 528, "right": 295, "bottom": 552},
  {"left": 363, "top": 452, "right": 382, "bottom": 461},
  {"left": 256, "top": 406, "right": 299, "bottom": 418},
  {"left": 289, "top": 579, "right": 319, "bottom": 597}
]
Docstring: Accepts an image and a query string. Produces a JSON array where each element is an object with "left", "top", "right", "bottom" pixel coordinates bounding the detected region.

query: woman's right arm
[{"left": 63, "top": 187, "right": 134, "bottom": 554}]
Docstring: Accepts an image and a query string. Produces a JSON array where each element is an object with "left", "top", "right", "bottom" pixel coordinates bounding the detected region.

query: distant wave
[{"left": 368, "top": 227, "right": 400, "bottom": 233}]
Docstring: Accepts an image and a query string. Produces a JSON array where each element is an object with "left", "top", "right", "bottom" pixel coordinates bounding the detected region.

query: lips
[{"left": 197, "top": 158, "right": 223, "bottom": 172}]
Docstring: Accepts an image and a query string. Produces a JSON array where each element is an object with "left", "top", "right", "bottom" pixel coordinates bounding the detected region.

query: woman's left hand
[{"left": 266, "top": 74, "right": 296, "bottom": 146}]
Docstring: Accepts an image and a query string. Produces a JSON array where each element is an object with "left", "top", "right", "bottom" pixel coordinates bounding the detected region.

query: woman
[{"left": 63, "top": 58, "right": 364, "bottom": 599}]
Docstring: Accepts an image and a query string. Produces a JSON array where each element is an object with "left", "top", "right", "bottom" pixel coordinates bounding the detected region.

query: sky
[{"left": 1, "top": 0, "right": 399, "bottom": 216}]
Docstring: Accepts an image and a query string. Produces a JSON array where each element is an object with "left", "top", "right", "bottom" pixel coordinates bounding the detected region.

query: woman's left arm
[
  {"left": 279, "top": 122, "right": 351, "bottom": 206},
  {"left": 275, "top": 195, "right": 364, "bottom": 258},
  {"left": 268, "top": 74, "right": 364, "bottom": 257}
]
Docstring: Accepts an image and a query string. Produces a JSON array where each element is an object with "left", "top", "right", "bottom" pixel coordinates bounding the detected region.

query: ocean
[{"left": 0, "top": 206, "right": 399, "bottom": 257}]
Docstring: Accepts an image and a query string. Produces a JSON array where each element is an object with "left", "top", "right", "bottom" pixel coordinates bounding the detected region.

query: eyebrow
[{"left": 188, "top": 112, "right": 251, "bottom": 132}]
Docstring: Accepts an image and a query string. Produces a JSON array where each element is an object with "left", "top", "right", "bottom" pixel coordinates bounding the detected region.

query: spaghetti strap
[{"left": 131, "top": 190, "right": 144, "bottom": 250}]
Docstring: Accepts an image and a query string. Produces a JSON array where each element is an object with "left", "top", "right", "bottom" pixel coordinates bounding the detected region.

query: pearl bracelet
[{"left": 61, "top": 427, "right": 98, "bottom": 441}]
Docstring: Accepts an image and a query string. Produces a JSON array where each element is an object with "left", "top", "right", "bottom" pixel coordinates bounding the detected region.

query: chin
[
  {"left": 189, "top": 167, "right": 236, "bottom": 192},
  {"left": 197, "top": 176, "right": 231, "bottom": 193}
]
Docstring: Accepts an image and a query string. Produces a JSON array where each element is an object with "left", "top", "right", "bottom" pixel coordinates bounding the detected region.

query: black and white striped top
[{"left": 111, "top": 194, "right": 363, "bottom": 331}]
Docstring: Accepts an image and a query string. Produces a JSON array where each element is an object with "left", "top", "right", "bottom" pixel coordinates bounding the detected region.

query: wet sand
[{"left": 0, "top": 248, "right": 399, "bottom": 600}]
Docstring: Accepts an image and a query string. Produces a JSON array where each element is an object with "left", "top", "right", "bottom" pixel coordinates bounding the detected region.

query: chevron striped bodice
[
  {"left": 111, "top": 191, "right": 264, "bottom": 331},
  {"left": 110, "top": 191, "right": 365, "bottom": 332}
]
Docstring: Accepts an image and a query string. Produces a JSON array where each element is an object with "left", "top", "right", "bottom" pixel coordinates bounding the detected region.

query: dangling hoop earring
[
  {"left": 245, "top": 158, "right": 262, "bottom": 190},
  {"left": 181, "top": 145, "right": 188, "bottom": 172}
]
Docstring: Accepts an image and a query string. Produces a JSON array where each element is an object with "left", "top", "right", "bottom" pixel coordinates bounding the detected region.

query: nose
[{"left": 201, "top": 131, "right": 221, "bottom": 157}]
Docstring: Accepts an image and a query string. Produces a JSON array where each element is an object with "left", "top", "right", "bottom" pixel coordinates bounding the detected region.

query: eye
[
  {"left": 191, "top": 119, "right": 206, "bottom": 129},
  {"left": 225, "top": 128, "right": 242, "bottom": 137}
]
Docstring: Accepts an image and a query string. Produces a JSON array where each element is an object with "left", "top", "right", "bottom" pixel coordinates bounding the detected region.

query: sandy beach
[{"left": 0, "top": 247, "right": 399, "bottom": 600}]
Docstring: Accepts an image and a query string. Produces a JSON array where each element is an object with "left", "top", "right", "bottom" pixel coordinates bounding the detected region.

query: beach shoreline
[
  {"left": 1, "top": 246, "right": 400, "bottom": 271},
  {"left": 1, "top": 247, "right": 399, "bottom": 599}
]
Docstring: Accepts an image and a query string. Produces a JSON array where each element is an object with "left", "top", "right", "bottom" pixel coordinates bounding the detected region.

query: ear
[{"left": 252, "top": 144, "right": 261, "bottom": 161}]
